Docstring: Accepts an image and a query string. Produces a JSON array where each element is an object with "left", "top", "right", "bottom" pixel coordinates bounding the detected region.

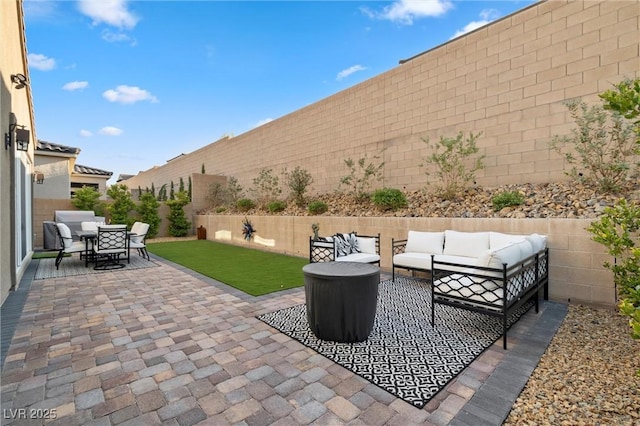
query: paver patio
[{"left": 1, "top": 255, "right": 566, "bottom": 425}]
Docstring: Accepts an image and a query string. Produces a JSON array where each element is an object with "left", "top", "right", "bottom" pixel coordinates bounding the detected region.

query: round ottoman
[{"left": 303, "top": 262, "right": 380, "bottom": 343}]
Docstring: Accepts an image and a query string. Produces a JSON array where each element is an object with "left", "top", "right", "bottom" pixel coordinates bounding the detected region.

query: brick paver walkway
[{"left": 1, "top": 256, "right": 566, "bottom": 425}]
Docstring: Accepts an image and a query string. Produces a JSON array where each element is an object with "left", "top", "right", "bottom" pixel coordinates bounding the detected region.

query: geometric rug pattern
[
  {"left": 258, "top": 277, "right": 533, "bottom": 408},
  {"left": 34, "top": 255, "right": 159, "bottom": 279}
]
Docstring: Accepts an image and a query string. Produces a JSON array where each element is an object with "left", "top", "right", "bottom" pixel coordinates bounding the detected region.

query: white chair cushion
[
  {"left": 405, "top": 231, "right": 445, "bottom": 254},
  {"left": 477, "top": 243, "right": 523, "bottom": 269},
  {"left": 443, "top": 231, "right": 490, "bottom": 258},
  {"left": 336, "top": 253, "right": 380, "bottom": 263},
  {"left": 356, "top": 237, "right": 376, "bottom": 255}
]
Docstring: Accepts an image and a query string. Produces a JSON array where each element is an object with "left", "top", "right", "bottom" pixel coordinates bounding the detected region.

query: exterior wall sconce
[
  {"left": 5, "top": 123, "right": 30, "bottom": 151},
  {"left": 10, "top": 74, "right": 28, "bottom": 89},
  {"left": 33, "top": 171, "right": 45, "bottom": 184}
]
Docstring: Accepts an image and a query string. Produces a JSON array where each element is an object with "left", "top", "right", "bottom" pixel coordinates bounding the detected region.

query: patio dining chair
[
  {"left": 129, "top": 222, "right": 150, "bottom": 260},
  {"left": 92, "top": 225, "right": 128, "bottom": 270},
  {"left": 55, "top": 222, "right": 87, "bottom": 270}
]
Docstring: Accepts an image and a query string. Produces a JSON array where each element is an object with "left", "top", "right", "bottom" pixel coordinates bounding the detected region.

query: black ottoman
[{"left": 303, "top": 262, "right": 380, "bottom": 343}]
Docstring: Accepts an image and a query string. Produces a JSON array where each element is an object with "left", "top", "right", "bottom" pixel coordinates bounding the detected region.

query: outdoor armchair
[
  {"left": 55, "top": 222, "right": 87, "bottom": 270},
  {"left": 92, "top": 225, "right": 128, "bottom": 270},
  {"left": 129, "top": 222, "right": 150, "bottom": 260}
]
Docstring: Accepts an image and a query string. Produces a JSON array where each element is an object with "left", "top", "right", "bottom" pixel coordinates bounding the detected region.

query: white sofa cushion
[
  {"left": 405, "top": 231, "right": 445, "bottom": 254},
  {"left": 393, "top": 253, "right": 432, "bottom": 270},
  {"left": 477, "top": 243, "right": 523, "bottom": 269},
  {"left": 356, "top": 236, "right": 377, "bottom": 255},
  {"left": 336, "top": 253, "right": 380, "bottom": 263},
  {"left": 489, "top": 232, "right": 526, "bottom": 250},
  {"left": 526, "top": 233, "right": 547, "bottom": 253},
  {"left": 443, "top": 231, "right": 490, "bottom": 258}
]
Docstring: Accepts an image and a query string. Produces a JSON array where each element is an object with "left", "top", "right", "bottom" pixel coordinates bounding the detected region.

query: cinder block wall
[
  {"left": 194, "top": 215, "right": 615, "bottom": 307},
  {"left": 123, "top": 0, "right": 639, "bottom": 199}
]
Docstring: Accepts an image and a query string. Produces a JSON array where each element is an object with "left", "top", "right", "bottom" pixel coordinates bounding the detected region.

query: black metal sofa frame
[{"left": 429, "top": 248, "right": 549, "bottom": 349}]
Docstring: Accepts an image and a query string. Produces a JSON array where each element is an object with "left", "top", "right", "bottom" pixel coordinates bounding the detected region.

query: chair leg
[{"left": 55, "top": 249, "right": 64, "bottom": 270}]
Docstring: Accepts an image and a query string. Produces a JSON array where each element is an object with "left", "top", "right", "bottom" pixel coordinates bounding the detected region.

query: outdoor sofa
[
  {"left": 392, "top": 230, "right": 549, "bottom": 349},
  {"left": 309, "top": 232, "right": 380, "bottom": 265}
]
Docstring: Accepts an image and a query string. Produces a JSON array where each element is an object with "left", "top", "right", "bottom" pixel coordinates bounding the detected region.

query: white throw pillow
[
  {"left": 515, "top": 239, "right": 534, "bottom": 260},
  {"left": 483, "top": 243, "right": 522, "bottom": 269},
  {"left": 404, "top": 231, "right": 445, "bottom": 254},
  {"left": 525, "top": 233, "right": 547, "bottom": 253},
  {"left": 443, "top": 231, "right": 490, "bottom": 258},
  {"left": 356, "top": 237, "right": 377, "bottom": 255}
]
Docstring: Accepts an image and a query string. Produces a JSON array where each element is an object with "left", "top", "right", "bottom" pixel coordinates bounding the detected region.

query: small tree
[
  {"left": 207, "top": 182, "right": 227, "bottom": 208},
  {"left": 188, "top": 176, "right": 192, "bottom": 201},
  {"left": 549, "top": 99, "right": 638, "bottom": 193},
  {"left": 283, "top": 166, "right": 314, "bottom": 206},
  {"left": 157, "top": 184, "right": 167, "bottom": 201},
  {"left": 179, "top": 177, "right": 185, "bottom": 193},
  {"left": 136, "top": 192, "right": 161, "bottom": 239},
  {"left": 599, "top": 77, "right": 640, "bottom": 139},
  {"left": 166, "top": 191, "right": 191, "bottom": 237},
  {"left": 169, "top": 181, "right": 175, "bottom": 200},
  {"left": 225, "top": 177, "right": 243, "bottom": 205},
  {"left": 106, "top": 184, "right": 135, "bottom": 225},
  {"left": 250, "top": 168, "right": 282, "bottom": 208},
  {"left": 587, "top": 199, "right": 640, "bottom": 345},
  {"left": 150, "top": 182, "right": 156, "bottom": 198},
  {"left": 422, "top": 131, "right": 484, "bottom": 201},
  {"left": 340, "top": 151, "right": 385, "bottom": 202},
  {"left": 71, "top": 186, "right": 106, "bottom": 216},
  {"left": 201, "top": 163, "right": 206, "bottom": 174}
]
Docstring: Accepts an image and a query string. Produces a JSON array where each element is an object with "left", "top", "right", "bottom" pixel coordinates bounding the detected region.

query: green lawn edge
[{"left": 147, "top": 239, "right": 307, "bottom": 296}]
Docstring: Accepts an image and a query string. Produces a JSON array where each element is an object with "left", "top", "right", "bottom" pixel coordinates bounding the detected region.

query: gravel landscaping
[{"left": 505, "top": 304, "right": 640, "bottom": 425}]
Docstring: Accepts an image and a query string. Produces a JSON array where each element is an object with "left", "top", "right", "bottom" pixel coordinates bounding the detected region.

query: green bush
[
  {"left": 250, "top": 168, "right": 282, "bottom": 208},
  {"left": 106, "top": 184, "right": 135, "bottom": 226},
  {"left": 371, "top": 188, "right": 407, "bottom": 211},
  {"left": 308, "top": 201, "right": 328, "bottom": 215},
  {"left": 283, "top": 166, "right": 314, "bottom": 207},
  {"left": 340, "top": 151, "right": 385, "bottom": 202},
  {"left": 422, "top": 131, "right": 485, "bottom": 201},
  {"left": 136, "top": 191, "right": 161, "bottom": 238},
  {"left": 587, "top": 199, "right": 640, "bottom": 350},
  {"left": 165, "top": 191, "right": 191, "bottom": 237},
  {"left": 266, "top": 200, "right": 287, "bottom": 213},
  {"left": 216, "top": 207, "right": 226, "bottom": 213},
  {"left": 548, "top": 99, "right": 638, "bottom": 193},
  {"left": 492, "top": 191, "right": 525, "bottom": 211},
  {"left": 71, "top": 186, "right": 106, "bottom": 216},
  {"left": 236, "top": 198, "right": 255, "bottom": 212}
]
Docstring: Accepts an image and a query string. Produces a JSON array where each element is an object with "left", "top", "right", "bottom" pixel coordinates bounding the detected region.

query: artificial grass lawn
[{"left": 147, "top": 240, "right": 307, "bottom": 296}]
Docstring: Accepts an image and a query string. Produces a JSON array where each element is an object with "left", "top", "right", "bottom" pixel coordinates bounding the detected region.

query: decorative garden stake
[
  {"left": 242, "top": 217, "right": 256, "bottom": 241},
  {"left": 312, "top": 223, "right": 320, "bottom": 241}
]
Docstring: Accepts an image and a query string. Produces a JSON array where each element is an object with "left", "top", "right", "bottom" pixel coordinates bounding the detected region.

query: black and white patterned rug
[
  {"left": 34, "top": 255, "right": 158, "bottom": 279},
  {"left": 258, "top": 277, "right": 533, "bottom": 409}
]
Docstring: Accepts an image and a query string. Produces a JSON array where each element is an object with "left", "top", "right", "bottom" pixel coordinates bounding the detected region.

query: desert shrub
[
  {"left": 216, "top": 207, "right": 226, "bottom": 213},
  {"left": 371, "top": 188, "right": 407, "bottom": 211},
  {"left": 71, "top": 185, "right": 106, "bottom": 216},
  {"left": 225, "top": 177, "right": 243, "bottom": 205},
  {"left": 549, "top": 99, "right": 638, "bottom": 193},
  {"left": 492, "top": 191, "right": 525, "bottom": 211},
  {"left": 136, "top": 191, "right": 161, "bottom": 238},
  {"left": 207, "top": 182, "right": 227, "bottom": 208},
  {"left": 308, "top": 201, "right": 328, "bottom": 215},
  {"left": 165, "top": 191, "right": 191, "bottom": 237},
  {"left": 587, "top": 199, "right": 640, "bottom": 346},
  {"left": 340, "top": 151, "right": 385, "bottom": 202},
  {"left": 422, "top": 131, "right": 485, "bottom": 201},
  {"left": 106, "top": 184, "right": 135, "bottom": 226},
  {"left": 250, "top": 168, "right": 282, "bottom": 208},
  {"left": 599, "top": 77, "right": 640, "bottom": 138},
  {"left": 236, "top": 198, "right": 255, "bottom": 212},
  {"left": 267, "top": 200, "right": 287, "bottom": 213},
  {"left": 283, "top": 166, "right": 314, "bottom": 207}
]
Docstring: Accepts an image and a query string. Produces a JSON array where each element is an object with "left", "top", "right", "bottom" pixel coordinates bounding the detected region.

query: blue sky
[{"left": 24, "top": 0, "right": 534, "bottom": 185}]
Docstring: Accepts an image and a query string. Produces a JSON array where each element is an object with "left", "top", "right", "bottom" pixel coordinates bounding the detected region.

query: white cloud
[
  {"left": 77, "top": 0, "right": 139, "bottom": 29},
  {"left": 101, "top": 29, "right": 135, "bottom": 44},
  {"left": 28, "top": 53, "right": 56, "bottom": 71},
  {"left": 103, "top": 85, "right": 158, "bottom": 104},
  {"left": 62, "top": 81, "right": 89, "bottom": 91},
  {"left": 337, "top": 65, "right": 367, "bottom": 81},
  {"left": 255, "top": 118, "right": 273, "bottom": 127},
  {"left": 99, "top": 126, "right": 123, "bottom": 136},
  {"left": 451, "top": 9, "right": 500, "bottom": 39},
  {"left": 79, "top": 129, "right": 93, "bottom": 137},
  {"left": 362, "top": 0, "right": 453, "bottom": 25}
]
